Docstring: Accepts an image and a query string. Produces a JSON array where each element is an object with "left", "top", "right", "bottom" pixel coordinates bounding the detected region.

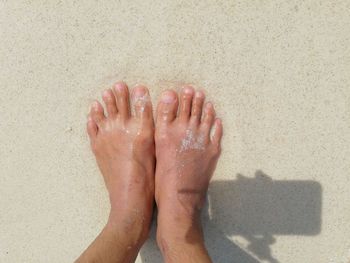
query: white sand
[{"left": 1, "top": 1, "right": 349, "bottom": 262}]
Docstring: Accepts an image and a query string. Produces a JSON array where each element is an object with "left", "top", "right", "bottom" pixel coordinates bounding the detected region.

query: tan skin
[{"left": 76, "top": 82, "right": 223, "bottom": 263}]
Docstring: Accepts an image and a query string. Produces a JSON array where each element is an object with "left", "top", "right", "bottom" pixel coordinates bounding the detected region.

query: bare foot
[
  {"left": 154, "top": 86, "right": 223, "bottom": 262},
  {"left": 82, "top": 82, "right": 155, "bottom": 261}
]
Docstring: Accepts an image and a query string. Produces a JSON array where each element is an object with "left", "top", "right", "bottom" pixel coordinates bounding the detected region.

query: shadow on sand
[{"left": 140, "top": 170, "right": 322, "bottom": 263}]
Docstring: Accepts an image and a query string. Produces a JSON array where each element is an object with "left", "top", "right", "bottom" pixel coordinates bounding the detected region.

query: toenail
[
  {"left": 93, "top": 101, "right": 100, "bottom": 110},
  {"left": 183, "top": 86, "right": 194, "bottom": 94},
  {"left": 205, "top": 102, "right": 213, "bottom": 110},
  {"left": 161, "top": 91, "right": 175, "bottom": 104},
  {"left": 133, "top": 86, "right": 147, "bottom": 97},
  {"left": 195, "top": 91, "right": 204, "bottom": 98},
  {"left": 102, "top": 90, "right": 111, "bottom": 98},
  {"left": 114, "top": 82, "right": 125, "bottom": 91}
]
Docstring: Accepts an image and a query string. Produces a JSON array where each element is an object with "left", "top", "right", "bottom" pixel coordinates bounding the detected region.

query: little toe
[
  {"left": 190, "top": 90, "right": 205, "bottom": 125},
  {"left": 201, "top": 102, "right": 216, "bottom": 136},
  {"left": 156, "top": 90, "right": 178, "bottom": 125},
  {"left": 211, "top": 118, "right": 223, "bottom": 147},
  {"left": 178, "top": 85, "right": 194, "bottom": 121},
  {"left": 113, "top": 81, "right": 131, "bottom": 121},
  {"left": 132, "top": 85, "right": 153, "bottom": 122},
  {"left": 87, "top": 116, "right": 98, "bottom": 140},
  {"left": 90, "top": 100, "right": 106, "bottom": 127},
  {"left": 102, "top": 89, "right": 117, "bottom": 118}
]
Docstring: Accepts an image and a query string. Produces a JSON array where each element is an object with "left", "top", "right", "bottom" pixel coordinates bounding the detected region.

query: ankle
[
  {"left": 107, "top": 208, "right": 151, "bottom": 247},
  {"left": 156, "top": 206, "right": 205, "bottom": 245},
  {"left": 156, "top": 219, "right": 209, "bottom": 263}
]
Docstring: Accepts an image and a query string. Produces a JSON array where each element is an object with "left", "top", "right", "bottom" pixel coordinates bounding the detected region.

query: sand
[{"left": 0, "top": 1, "right": 349, "bottom": 262}]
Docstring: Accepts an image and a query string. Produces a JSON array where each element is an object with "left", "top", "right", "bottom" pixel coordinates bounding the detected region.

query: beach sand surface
[{"left": 0, "top": 1, "right": 349, "bottom": 262}]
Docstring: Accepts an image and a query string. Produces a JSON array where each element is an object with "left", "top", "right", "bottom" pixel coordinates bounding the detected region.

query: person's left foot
[{"left": 87, "top": 82, "right": 155, "bottom": 248}]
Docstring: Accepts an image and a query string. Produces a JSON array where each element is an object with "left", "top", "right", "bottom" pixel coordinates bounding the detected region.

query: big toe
[
  {"left": 87, "top": 116, "right": 98, "bottom": 140},
  {"left": 90, "top": 100, "right": 106, "bottom": 127},
  {"left": 156, "top": 90, "right": 178, "bottom": 125},
  {"left": 113, "top": 81, "right": 131, "bottom": 121},
  {"left": 132, "top": 85, "right": 153, "bottom": 123}
]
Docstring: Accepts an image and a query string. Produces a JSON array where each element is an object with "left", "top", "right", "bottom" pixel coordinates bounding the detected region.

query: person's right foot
[{"left": 154, "top": 86, "right": 223, "bottom": 262}]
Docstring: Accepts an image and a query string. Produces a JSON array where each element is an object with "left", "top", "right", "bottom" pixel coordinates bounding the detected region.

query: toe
[
  {"left": 156, "top": 90, "right": 178, "bottom": 125},
  {"left": 201, "top": 102, "right": 216, "bottom": 136},
  {"left": 211, "top": 118, "right": 223, "bottom": 146},
  {"left": 178, "top": 85, "right": 194, "bottom": 121},
  {"left": 113, "top": 81, "right": 131, "bottom": 121},
  {"left": 190, "top": 90, "right": 205, "bottom": 125},
  {"left": 132, "top": 85, "right": 153, "bottom": 121},
  {"left": 90, "top": 100, "right": 106, "bottom": 127},
  {"left": 102, "top": 89, "right": 117, "bottom": 118},
  {"left": 87, "top": 116, "right": 98, "bottom": 139}
]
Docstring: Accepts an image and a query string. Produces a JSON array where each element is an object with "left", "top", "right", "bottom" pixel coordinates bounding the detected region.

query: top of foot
[
  {"left": 154, "top": 85, "right": 223, "bottom": 262},
  {"left": 86, "top": 82, "right": 155, "bottom": 245},
  {"left": 155, "top": 85, "right": 223, "bottom": 218}
]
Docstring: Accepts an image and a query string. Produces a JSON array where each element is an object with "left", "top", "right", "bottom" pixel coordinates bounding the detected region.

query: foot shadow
[{"left": 140, "top": 170, "right": 322, "bottom": 262}]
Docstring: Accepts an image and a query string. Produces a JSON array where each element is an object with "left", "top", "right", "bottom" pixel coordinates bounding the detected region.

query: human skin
[
  {"left": 154, "top": 86, "right": 223, "bottom": 263},
  {"left": 76, "top": 83, "right": 222, "bottom": 263},
  {"left": 76, "top": 82, "right": 155, "bottom": 263}
]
